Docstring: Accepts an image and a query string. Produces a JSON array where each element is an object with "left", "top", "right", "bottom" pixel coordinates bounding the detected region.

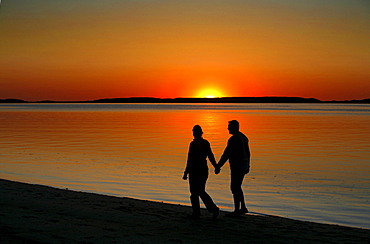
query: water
[{"left": 0, "top": 103, "right": 369, "bottom": 229}]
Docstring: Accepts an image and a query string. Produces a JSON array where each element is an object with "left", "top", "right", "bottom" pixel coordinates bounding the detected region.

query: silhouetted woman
[{"left": 183, "top": 125, "right": 219, "bottom": 219}]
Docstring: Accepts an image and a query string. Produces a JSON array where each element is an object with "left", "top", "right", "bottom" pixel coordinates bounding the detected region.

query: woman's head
[{"left": 192, "top": 125, "right": 203, "bottom": 137}]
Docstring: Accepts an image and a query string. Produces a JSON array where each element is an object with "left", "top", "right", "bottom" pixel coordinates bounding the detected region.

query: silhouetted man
[
  {"left": 183, "top": 125, "right": 219, "bottom": 219},
  {"left": 216, "top": 120, "right": 250, "bottom": 216}
]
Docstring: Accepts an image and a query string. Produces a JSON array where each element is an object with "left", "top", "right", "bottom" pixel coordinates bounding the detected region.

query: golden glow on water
[{"left": 0, "top": 103, "right": 369, "bottom": 228}]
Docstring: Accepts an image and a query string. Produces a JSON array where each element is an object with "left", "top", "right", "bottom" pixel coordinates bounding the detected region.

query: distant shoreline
[{"left": 1, "top": 96, "right": 370, "bottom": 104}]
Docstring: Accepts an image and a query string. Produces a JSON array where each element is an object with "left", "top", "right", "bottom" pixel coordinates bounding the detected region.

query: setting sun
[{"left": 197, "top": 89, "right": 224, "bottom": 98}]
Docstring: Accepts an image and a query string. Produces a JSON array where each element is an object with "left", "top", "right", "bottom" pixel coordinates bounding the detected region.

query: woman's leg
[
  {"left": 198, "top": 171, "right": 219, "bottom": 218},
  {"left": 189, "top": 173, "right": 201, "bottom": 216}
]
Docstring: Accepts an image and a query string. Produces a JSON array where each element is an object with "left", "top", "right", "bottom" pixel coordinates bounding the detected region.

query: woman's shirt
[{"left": 185, "top": 137, "right": 216, "bottom": 174}]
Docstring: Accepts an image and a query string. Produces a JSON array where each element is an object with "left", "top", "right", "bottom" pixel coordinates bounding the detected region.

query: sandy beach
[{"left": 0, "top": 179, "right": 369, "bottom": 243}]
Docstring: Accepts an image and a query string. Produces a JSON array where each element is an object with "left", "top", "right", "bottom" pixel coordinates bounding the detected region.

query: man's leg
[
  {"left": 239, "top": 189, "right": 248, "bottom": 214},
  {"left": 231, "top": 170, "right": 247, "bottom": 213},
  {"left": 233, "top": 193, "right": 240, "bottom": 212}
]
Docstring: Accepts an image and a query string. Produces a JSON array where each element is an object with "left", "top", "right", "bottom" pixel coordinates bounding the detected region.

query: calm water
[{"left": 0, "top": 103, "right": 369, "bottom": 229}]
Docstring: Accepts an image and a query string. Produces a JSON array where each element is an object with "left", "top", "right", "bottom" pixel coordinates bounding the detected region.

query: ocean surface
[{"left": 0, "top": 103, "right": 369, "bottom": 229}]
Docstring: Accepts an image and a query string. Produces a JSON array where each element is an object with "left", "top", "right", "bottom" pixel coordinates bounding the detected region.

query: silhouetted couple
[{"left": 182, "top": 120, "right": 251, "bottom": 219}]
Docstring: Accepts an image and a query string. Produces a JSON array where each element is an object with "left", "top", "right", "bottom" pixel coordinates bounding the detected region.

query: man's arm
[
  {"left": 218, "top": 148, "right": 229, "bottom": 169},
  {"left": 243, "top": 136, "right": 251, "bottom": 164},
  {"left": 215, "top": 150, "right": 228, "bottom": 175},
  {"left": 245, "top": 142, "right": 251, "bottom": 163},
  {"left": 217, "top": 137, "right": 233, "bottom": 172}
]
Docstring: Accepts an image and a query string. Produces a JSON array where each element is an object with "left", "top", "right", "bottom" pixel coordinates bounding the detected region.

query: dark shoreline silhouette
[
  {"left": 1, "top": 178, "right": 369, "bottom": 243},
  {"left": 1, "top": 97, "right": 369, "bottom": 104}
]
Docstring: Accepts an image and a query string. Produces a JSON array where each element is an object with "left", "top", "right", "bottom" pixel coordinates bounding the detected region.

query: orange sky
[{"left": 0, "top": 1, "right": 369, "bottom": 101}]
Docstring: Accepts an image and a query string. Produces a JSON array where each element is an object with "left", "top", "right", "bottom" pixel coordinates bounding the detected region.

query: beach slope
[{"left": 1, "top": 179, "right": 369, "bottom": 243}]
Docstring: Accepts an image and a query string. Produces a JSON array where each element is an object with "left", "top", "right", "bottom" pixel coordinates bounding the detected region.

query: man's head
[
  {"left": 228, "top": 120, "right": 239, "bottom": 134},
  {"left": 192, "top": 125, "right": 203, "bottom": 137}
]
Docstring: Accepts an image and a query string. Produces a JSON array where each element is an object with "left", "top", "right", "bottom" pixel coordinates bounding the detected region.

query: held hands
[
  {"left": 183, "top": 165, "right": 220, "bottom": 178},
  {"left": 214, "top": 164, "right": 221, "bottom": 175}
]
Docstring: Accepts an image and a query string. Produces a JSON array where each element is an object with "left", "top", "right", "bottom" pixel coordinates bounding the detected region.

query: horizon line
[{"left": 1, "top": 96, "right": 370, "bottom": 104}]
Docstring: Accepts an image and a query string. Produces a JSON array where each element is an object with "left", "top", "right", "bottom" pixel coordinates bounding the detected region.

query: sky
[{"left": 0, "top": 0, "right": 369, "bottom": 101}]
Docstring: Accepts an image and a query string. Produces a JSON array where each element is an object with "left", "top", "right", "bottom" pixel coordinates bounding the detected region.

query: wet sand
[{"left": 0, "top": 179, "right": 369, "bottom": 243}]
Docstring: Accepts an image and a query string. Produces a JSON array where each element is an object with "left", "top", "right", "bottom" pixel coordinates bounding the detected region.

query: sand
[{"left": 0, "top": 179, "right": 369, "bottom": 243}]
